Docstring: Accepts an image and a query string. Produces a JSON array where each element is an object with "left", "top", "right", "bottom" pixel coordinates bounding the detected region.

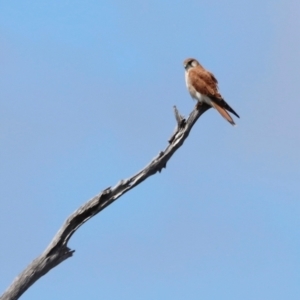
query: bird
[{"left": 183, "top": 58, "right": 240, "bottom": 125}]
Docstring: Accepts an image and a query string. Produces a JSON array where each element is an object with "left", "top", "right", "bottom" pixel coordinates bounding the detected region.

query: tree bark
[{"left": 0, "top": 104, "right": 210, "bottom": 300}]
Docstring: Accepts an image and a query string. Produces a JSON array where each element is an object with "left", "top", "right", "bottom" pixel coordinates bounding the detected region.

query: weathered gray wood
[{"left": 0, "top": 104, "right": 211, "bottom": 300}]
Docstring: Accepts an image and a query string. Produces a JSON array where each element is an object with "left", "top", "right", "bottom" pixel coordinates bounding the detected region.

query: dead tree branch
[{"left": 0, "top": 104, "right": 211, "bottom": 300}]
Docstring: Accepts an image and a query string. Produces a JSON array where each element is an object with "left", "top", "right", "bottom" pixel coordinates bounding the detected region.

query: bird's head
[{"left": 183, "top": 58, "right": 201, "bottom": 71}]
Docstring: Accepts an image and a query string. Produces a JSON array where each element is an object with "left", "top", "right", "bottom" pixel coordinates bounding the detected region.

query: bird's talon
[{"left": 196, "top": 102, "right": 202, "bottom": 110}]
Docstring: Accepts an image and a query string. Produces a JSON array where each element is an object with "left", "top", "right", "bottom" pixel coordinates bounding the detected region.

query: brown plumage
[{"left": 184, "top": 58, "right": 239, "bottom": 125}]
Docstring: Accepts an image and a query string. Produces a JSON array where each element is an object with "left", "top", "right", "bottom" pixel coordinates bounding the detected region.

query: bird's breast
[
  {"left": 185, "top": 72, "right": 195, "bottom": 97},
  {"left": 185, "top": 71, "right": 190, "bottom": 89},
  {"left": 185, "top": 71, "right": 211, "bottom": 104},
  {"left": 185, "top": 72, "right": 200, "bottom": 101}
]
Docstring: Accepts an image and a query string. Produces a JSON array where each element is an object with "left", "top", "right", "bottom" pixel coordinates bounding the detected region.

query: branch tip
[{"left": 173, "top": 105, "right": 185, "bottom": 127}]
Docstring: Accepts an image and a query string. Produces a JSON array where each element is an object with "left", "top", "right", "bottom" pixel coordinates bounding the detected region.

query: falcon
[{"left": 184, "top": 58, "right": 240, "bottom": 125}]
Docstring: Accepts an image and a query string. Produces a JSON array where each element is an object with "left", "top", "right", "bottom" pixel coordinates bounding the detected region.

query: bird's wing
[
  {"left": 189, "top": 68, "right": 220, "bottom": 98},
  {"left": 210, "top": 96, "right": 240, "bottom": 119},
  {"left": 189, "top": 68, "right": 240, "bottom": 119},
  {"left": 210, "top": 101, "right": 236, "bottom": 125}
]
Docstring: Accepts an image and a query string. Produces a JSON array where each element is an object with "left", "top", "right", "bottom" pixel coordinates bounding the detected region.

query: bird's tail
[{"left": 210, "top": 102, "right": 236, "bottom": 126}]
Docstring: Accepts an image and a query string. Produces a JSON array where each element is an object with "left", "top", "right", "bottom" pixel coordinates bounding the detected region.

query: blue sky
[{"left": 1, "top": 1, "right": 300, "bottom": 299}]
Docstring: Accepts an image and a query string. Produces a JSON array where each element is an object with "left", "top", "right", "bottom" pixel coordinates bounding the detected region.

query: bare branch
[
  {"left": 168, "top": 105, "right": 186, "bottom": 143},
  {"left": 0, "top": 104, "right": 211, "bottom": 300}
]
